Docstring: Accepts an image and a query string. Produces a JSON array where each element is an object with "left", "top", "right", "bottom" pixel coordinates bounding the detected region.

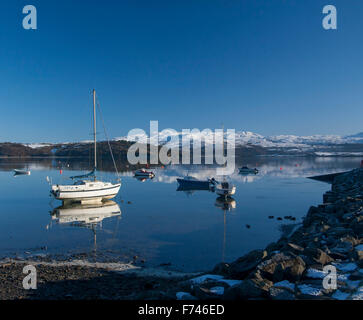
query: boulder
[
  {"left": 228, "top": 250, "right": 267, "bottom": 279},
  {"left": 269, "top": 287, "right": 295, "bottom": 300},
  {"left": 303, "top": 248, "right": 334, "bottom": 266},
  {"left": 211, "top": 262, "right": 230, "bottom": 276},
  {"left": 223, "top": 277, "right": 272, "bottom": 300},
  {"left": 257, "top": 252, "right": 306, "bottom": 282},
  {"left": 354, "top": 244, "right": 363, "bottom": 260}
]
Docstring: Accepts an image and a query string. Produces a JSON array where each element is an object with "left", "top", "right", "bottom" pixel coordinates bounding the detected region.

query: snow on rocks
[
  {"left": 297, "top": 284, "right": 323, "bottom": 296},
  {"left": 273, "top": 280, "right": 295, "bottom": 291}
]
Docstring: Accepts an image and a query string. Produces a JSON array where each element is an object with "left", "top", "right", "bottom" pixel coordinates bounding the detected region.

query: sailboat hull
[{"left": 52, "top": 183, "right": 121, "bottom": 204}]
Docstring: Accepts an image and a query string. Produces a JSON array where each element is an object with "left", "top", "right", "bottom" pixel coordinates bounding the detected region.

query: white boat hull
[
  {"left": 51, "top": 182, "right": 121, "bottom": 204},
  {"left": 216, "top": 186, "right": 236, "bottom": 197}
]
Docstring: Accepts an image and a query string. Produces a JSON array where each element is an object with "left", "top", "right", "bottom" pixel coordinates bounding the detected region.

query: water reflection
[
  {"left": 134, "top": 176, "right": 154, "bottom": 183},
  {"left": 215, "top": 197, "right": 237, "bottom": 211},
  {"left": 50, "top": 200, "right": 121, "bottom": 256},
  {"left": 214, "top": 197, "right": 237, "bottom": 263},
  {"left": 51, "top": 200, "right": 121, "bottom": 225},
  {"left": 176, "top": 184, "right": 213, "bottom": 196}
]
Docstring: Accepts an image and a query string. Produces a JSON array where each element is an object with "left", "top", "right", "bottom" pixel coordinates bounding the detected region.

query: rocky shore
[
  {"left": 185, "top": 168, "right": 363, "bottom": 300},
  {"left": 1, "top": 169, "right": 362, "bottom": 300}
]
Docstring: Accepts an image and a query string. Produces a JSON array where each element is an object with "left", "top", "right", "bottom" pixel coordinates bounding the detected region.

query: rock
[
  {"left": 351, "top": 221, "right": 363, "bottom": 237},
  {"left": 223, "top": 277, "right": 272, "bottom": 300},
  {"left": 330, "top": 241, "right": 354, "bottom": 256},
  {"left": 303, "top": 248, "right": 334, "bottom": 266},
  {"left": 257, "top": 252, "right": 306, "bottom": 282},
  {"left": 287, "top": 243, "right": 304, "bottom": 253},
  {"left": 326, "top": 227, "right": 354, "bottom": 237},
  {"left": 228, "top": 250, "right": 267, "bottom": 279},
  {"left": 212, "top": 262, "right": 230, "bottom": 276},
  {"left": 269, "top": 287, "right": 295, "bottom": 300},
  {"left": 354, "top": 244, "right": 363, "bottom": 260}
]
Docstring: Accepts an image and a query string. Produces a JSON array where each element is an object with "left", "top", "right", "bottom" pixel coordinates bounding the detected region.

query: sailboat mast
[{"left": 93, "top": 89, "right": 97, "bottom": 170}]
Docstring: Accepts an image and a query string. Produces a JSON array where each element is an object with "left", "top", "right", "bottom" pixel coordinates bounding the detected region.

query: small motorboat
[
  {"left": 215, "top": 181, "right": 236, "bottom": 198},
  {"left": 239, "top": 166, "right": 258, "bottom": 174},
  {"left": 134, "top": 169, "right": 155, "bottom": 178},
  {"left": 13, "top": 169, "right": 31, "bottom": 176}
]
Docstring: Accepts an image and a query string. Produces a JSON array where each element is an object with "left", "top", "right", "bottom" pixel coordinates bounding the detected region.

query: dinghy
[{"left": 13, "top": 169, "right": 31, "bottom": 175}]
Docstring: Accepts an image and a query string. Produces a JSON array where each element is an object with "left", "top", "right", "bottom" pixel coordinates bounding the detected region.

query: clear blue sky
[{"left": 1, "top": 0, "right": 362, "bottom": 143}]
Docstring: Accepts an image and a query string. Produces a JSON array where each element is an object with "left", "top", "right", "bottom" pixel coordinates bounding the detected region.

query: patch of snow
[
  {"left": 298, "top": 284, "right": 322, "bottom": 296},
  {"left": 334, "top": 262, "right": 358, "bottom": 272},
  {"left": 346, "top": 280, "right": 360, "bottom": 289},
  {"left": 351, "top": 287, "right": 363, "bottom": 300},
  {"left": 274, "top": 280, "right": 295, "bottom": 291},
  {"left": 209, "top": 286, "right": 225, "bottom": 295},
  {"left": 176, "top": 292, "right": 196, "bottom": 300},
  {"left": 306, "top": 268, "right": 348, "bottom": 281},
  {"left": 190, "top": 274, "right": 224, "bottom": 284},
  {"left": 23, "top": 143, "right": 53, "bottom": 149},
  {"left": 331, "top": 290, "right": 350, "bottom": 300},
  {"left": 306, "top": 268, "right": 327, "bottom": 279}
]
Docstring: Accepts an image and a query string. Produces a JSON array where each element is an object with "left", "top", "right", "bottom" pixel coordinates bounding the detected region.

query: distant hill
[
  {"left": 1, "top": 130, "right": 363, "bottom": 160},
  {"left": 346, "top": 132, "right": 363, "bottom": 139}
]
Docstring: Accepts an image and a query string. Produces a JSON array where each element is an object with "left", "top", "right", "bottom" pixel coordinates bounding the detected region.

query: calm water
[{"left": 0, "top": 157, "right": 360, "bottom": 272}]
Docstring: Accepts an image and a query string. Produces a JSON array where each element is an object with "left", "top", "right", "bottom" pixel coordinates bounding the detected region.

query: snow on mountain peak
[{"left": 114, "top": 130, "right": 362, "bottom": 148}]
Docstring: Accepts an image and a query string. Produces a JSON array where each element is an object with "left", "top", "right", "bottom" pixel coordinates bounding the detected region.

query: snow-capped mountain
[{"left": 115, "top": 130, "right": 363, "bottom": 149}]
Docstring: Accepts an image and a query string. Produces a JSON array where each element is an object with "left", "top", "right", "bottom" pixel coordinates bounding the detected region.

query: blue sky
[{"left": 1, "top": 0, "right": 362, "bottom": 143}]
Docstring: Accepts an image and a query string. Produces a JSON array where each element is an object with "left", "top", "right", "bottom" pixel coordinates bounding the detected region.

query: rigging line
[{"left": 95, "top": 97, "right": 120, "bottom": 181}]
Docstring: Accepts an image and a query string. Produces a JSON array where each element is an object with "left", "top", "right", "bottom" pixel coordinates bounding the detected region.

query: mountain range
[
  {"left": 0, "top": 131, "right": 361, "bottom": 159},
  {"left": 115, "top": 131, "right": 363, "bottom": 149}
]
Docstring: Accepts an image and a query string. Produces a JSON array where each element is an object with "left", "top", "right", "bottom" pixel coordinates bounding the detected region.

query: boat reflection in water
[
  {"left": 50, "top": 200, "right": 121, "bottom": 257},
  {"left": 176, "top": 183, "right": 215, "bottom": 197},
  {"left": 215, "top": 196, "right": 236, "bottom": 211},
  {"left": 215, "top": 196, "right": 237, "bottom": 263},
  {"left": 134, "top": 175, "right": 154, "bottom": 183}
]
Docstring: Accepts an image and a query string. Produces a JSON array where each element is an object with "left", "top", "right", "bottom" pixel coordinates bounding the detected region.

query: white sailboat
[{"left": 50, "top": 89, "right": 121, "bottom": 204}]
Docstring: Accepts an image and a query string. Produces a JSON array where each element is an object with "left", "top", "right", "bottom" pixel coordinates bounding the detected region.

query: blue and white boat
[{"left": 177, "top": 176, "right": 217, "bottom": 189}]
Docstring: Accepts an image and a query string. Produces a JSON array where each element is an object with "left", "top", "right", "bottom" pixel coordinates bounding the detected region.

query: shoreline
[{"left": 1, "top": 168, "right": 362, "bottom": 300}]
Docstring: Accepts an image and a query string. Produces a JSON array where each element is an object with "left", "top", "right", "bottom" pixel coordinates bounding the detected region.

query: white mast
[{"left": 93, "top": 89, "right": 97, "bottom": 171}]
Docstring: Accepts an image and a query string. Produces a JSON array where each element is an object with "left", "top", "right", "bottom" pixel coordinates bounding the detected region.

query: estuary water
[{"left": 0, "top": 157, "right": 360, "bottom": 272}]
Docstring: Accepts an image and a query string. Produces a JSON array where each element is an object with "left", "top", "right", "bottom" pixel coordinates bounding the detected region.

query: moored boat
[
  {"left": 14, "top": 169, "right": 31, "bottom": 175},
  {"left": 239, "top": 166, "right": 258, "bottom": 174},
  {"left": 177, "top": 176, "right": 216, "bottom": 188},
  {"left": 215, "top": 181, "right": 236, "bottom": 198},
  {"left": 134, "top": 169, "right": 155, "bottom": 178}
]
